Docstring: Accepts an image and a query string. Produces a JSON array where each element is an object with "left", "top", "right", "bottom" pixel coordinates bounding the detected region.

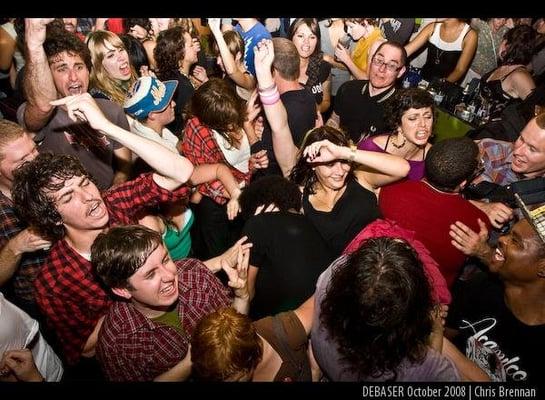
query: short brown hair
[
  {"left": 0, "top": 119, "right": 26, "bottom": 160},
  {"left": 536, "top": 113, "right": 545, "bottom": 130},
  {"left": 272, "top": 38, "right": 300, "bottom": 81},
  {"left": 191, "top": 307, "right": 263, "bottom": 381},
  {"left": 92, "top": 225, "right": 162, "bottom": 290}
]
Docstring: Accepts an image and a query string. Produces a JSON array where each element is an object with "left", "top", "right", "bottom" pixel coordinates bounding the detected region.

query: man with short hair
[
  {"left": 379, "top": 137, "right": 491, "bottom": 287},
  {"left": 470, "top": 114, "right": 545, "bottom": 228},
  {"left": 326, "top": 40, "right": 407, "bottom": 143},
  {"left": 447, "top": 216, "right": 545, "bottom": 383},
  {"left": 17, "top": 18, "right": 131, "bottom": 190},
  {"left": 0, "top": 119, "right": 49, "bottom": 319},
  {"left": 12, "top": 93, "right": 195, "bottom": 370},
  {"left": 92, "top": 225, "right": 250, "bottom": 381}
]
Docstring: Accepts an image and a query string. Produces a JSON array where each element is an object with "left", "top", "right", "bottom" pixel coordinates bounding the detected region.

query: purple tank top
[{"left": 357, "top": 136, "right": 425, "bottom": 181}]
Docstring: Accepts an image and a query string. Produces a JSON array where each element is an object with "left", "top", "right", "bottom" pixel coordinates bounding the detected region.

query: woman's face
[
  {"left": 101, "top": 41, "right": 131, "bottom": 81},
  {"left": 183, "top": 32, "right": 199, "bottom": 65},
  {"left": 346, "top": 21, "right": 367, "bottom": 41},
  {"left": 399, "top": 107, "right": 434, "bottom": 147},
  {"left": 292, "top": 24, "right": 318, "bottom": 59},
  {"left": 314, "top": 159, "right": 351, "bottom": 191},
  {"left": 128, "top": 24, "right": 148, "bottom": 40},
  {"left": 491, "top": 18, "right": 506, "bottom": 32}
]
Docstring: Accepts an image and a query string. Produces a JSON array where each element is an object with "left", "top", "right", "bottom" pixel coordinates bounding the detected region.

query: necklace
[{"left": 391, "top": 134, "right": 406, "bottom": 149}]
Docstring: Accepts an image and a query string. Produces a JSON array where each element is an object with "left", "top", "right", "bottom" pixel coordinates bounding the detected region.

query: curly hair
[
  {"left": 92, "top": 225, "right": 162, "bottom": 290},
  {"left": 12, "top": 153, "right": 90, "bottom": 242},
  {"left": 384, "top": 88, "right": 435, "bottom": 132},
  {"left": 154, "top": 26, "right": 187, "bottom": 77},
  {"left": 501, "top": 25, "right": 538, "bottom": 66},
  {"left": 320, "top": 237, "right": 434, "bottom": 380},
  {"left": 87, "top": 30, "right": 137, "bottom": 105},
  {"left": 43, "top": 27, "right": 92, "bottom": 72},
  {"left": 239, "top": 176, "right": 302, "bottom": 220},
  {"left": 425, "top": 137, "right": 479, "bottom": 192},
  {"left": 191, "top": 307, "right": 263, "bottom": 381},
  {"left": 288, "top": 18, "right": 323, "bottom": 91},
  {"left": 123, "top": 18, "right": 153, "bottom": 37},
  {"left": 188, "top": 78, "right": 248, "bottom": 147},
  {"left": 289, "top": 126, "right": 355, "bottom": 195}
]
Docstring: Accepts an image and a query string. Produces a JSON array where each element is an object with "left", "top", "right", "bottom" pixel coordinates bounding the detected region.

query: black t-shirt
[
  {"left": 334, "top": 80, "right": 396, "bottom": 143},
  {"left": 302, "top": 60, "right": 332, "bottom": 106},
  {"left": 243, "top": 211, "right": 334, "bottom": 320},
  {"left": 302, "top": 177, "right": 381, "bottom": 256},
  {"left": 380, "top": 18, "right": 415, "bottom": 45},
  {"left": 255, "top": 89, "right": 316, "bottom": 177},
  {"left": 447, "top": 271, "right": 545, "bottom": 383}
]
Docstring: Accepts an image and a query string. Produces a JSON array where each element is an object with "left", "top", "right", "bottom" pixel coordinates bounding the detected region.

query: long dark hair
[
  {"left": 320, "top": 237, "right": 434, "bottom": 380},
  {"left": 288, "top": 18, "right": 323, "bottom": 90}
]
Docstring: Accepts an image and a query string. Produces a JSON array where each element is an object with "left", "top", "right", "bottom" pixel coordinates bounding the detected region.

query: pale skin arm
[
  {"left": 334, "top": 44, "right": 367, "bottom": 80},
  {"left": 449, "top": 219, "right": 494, "bottom": 264},
  {"left": 222, "top": 245, "right": 251, "bottom": 315},
  {"left": 405, "top": 22, "right": 435, "bottom": 57},
  {"left": 303, "top": 139, "right": 410, "bottom": 189},
  {"left": 81, "top": 315, "right": 105, "bottom": 358},
  {"left": 254, "top": 39, "right": 298, "bottom": 177},
  {"left": 50, "top": 94, "right": 195, "bottom": 191},
  {"left": 153, "top": 347, "right": 192, "bottom": 382},
  {"left": 445, "top": 29, "right": 477, "bottom": 83},
  {"left": 442, "top": 336, "right": 491, "bottom": 382},
  {"left": 23, "top": 18, "right": 58, "bottom": 132},
  {"left": 0, "top": 25, "right": 16, "bottom": 71},
  {"left": 318, "top": 74, "right": 332, "bottom": 114},
  {"left": 208, "top": 18, "right": 256, "bottom": 91},
  {"left": 202, "top": 236, "right": 252, "bottom": 274},
  {"left": 469, "top": 200, "right": 514, "bottom": 229},
  {"left": 0, "top": 229, "right": 52, "bottom": 287}
]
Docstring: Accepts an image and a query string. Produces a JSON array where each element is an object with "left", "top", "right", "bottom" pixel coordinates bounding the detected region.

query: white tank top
[
  {"left": 429, "top": 22, "right": 470, "bottom": 51},
  {"left": 212, "top": 129, "right": 251, "bottom": 174}
]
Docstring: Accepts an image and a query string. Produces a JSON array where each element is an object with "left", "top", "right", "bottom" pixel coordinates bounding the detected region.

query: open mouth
[
  {"left": 87, "top": 200, "right": 104, "bottom": 217},
  {"left": 160, "top": 282, "right": 175, "bottom": 296},
  {"left": 493, "top": 247, "right": 505, "bottom": 262},
  {"left": 67, "top": 84, "right": 83, "bottom": 95},
  {"left": 119, "top": 62, "right": 130, "bottom": 76}
]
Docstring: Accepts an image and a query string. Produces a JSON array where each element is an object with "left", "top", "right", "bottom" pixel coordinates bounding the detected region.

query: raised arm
[
  {"left": 303, "top": 139, "right": 410, "bottom": 189},
  {"left": 445, "top": 29, "right": 477, "bottom": 83},
  {"left": 405, "top": 22, "right": 435, "bottom": 57},
  {"left": 23, "top": 18, "right": 58, "bottom": 131},
  {"left": 254, "top": 39, "right": 298, "bottom": 176},
  {"left": 209, "top": 18, "right": 256, "bottom": 91},
  {"left": 50, "top": 93, "right": 194, "bottom": 191}
]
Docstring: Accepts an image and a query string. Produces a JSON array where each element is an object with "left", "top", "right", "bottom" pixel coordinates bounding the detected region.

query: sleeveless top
[
  {"left": 352, "top": 27, "right": 385, "bottom": 74},
  {"left": 211, "top": 129, "right": 251, "bottom": 174},
  {"left": 302, "top": 177, "right": 381, "bottom": 255},
  {"left": 421, "top": 22, "right": 471, "bottom": 83},
  {"left": 479, "top": 67, "right": 522, "bottom": 120},
  {"left": 358, "top": 135, "right": 426, "bottom": 181}
]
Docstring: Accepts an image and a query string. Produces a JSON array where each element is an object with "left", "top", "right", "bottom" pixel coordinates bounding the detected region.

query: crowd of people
[{"left": 0, "top": 17, "right": 545, "bottom": 384}]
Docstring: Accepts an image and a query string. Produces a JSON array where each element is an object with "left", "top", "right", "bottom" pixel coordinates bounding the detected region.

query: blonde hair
[
  {"left": 0, "top": 119, "right": 26, "bottom": 160},
  {"left": 87, "top": 30, "right": 137, "bottom": 105}
]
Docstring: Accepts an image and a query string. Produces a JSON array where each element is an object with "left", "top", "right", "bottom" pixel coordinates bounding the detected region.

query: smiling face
[
  {"left": 49, "top": 51, "right": 89, "bottom": 97},
  {"left": 291, "top": 23, "right": 318, "bottom": 59},
  {"left": 399, "top": 107, "right": 434, "bottom": 146},
  {"left": 489, "top": 219, "right": 545, "bottom": 284},
  {"left": 368, "top": 44, "right": 405, "bottom": 90},
  {"left": 48, "top": 175, "right": 109, "bottom": 238},
  {"left": 314, "top": 160, "right": 351, "bottom": 191},
  {"left": 511, "top": 118, "right": 545, "bottom": 178},
  {"left": 100, "top": 41, "right": 131, "bottom": 81},
  {"left": 118, "top": 244, "right": 179, "bottom": 317}
]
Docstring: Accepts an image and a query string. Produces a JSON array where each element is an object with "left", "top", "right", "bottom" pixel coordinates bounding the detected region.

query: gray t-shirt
[
  {"left": 311, "top": 255, "right": 461, "bottom": 382},
  {"left": 18, "top": 98, "right": 128, "bottom": 190}
]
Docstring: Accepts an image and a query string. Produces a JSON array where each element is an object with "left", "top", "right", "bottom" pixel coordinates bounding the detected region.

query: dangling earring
[{"left": 391, "top": 130, "right": 406, "bottom": 149}]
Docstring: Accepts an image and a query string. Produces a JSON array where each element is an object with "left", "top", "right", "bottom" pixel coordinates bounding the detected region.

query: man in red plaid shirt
[
  {"left": 91, "top": 225, "right": 250, "bottom": 381},
  {"left": 11, "top": 94, "right": 196, "bottom": 374}
]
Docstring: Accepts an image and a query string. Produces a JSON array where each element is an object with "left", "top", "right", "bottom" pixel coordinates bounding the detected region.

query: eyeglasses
[{"left": 371, "top": 57, "right": 402, "bottom": 73}]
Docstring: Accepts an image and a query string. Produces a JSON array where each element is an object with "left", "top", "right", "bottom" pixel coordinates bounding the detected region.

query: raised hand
[
  {"left": 254, "top": 39, "right": 275, "bottom": 74},
  {"left": 303, "top": 139, "right": 342, "bottom": 163},
  {"left": 449, "top": 219, "right": 491, "bottom": 258},
  {"left": 12, "top": 228, "right": 52, "bottom": 254},
  {"left": 25, "top": 19, "right": 55, "bottom": 51},
  {"left": 50, "top": 93, "right": 111, "bottom": 132},
  {"left": 221, "top": 243, "right": 250, "bottom": 300},
  {"left": 207, "top": 18, "right": 222, "bottom": 35}
]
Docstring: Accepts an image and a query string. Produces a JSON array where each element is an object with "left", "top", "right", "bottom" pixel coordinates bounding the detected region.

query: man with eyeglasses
[{"left": 326, "top": 41, "right": 407, "bottom": 143}]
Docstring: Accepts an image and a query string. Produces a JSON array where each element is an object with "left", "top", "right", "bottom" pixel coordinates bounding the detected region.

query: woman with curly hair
[
  {"left": 288, "top": 18, "right": 332, "bottom": 113},
  {"left": 124, "top": 18, "right": 157, "bottom": 70},
  {"left": 312, "top": 237, "right": 460, "bottom": 381},
  {"left": 357, "top": 88, "right": 435, "bottom": 180},
  {"left": 87, "top": 30, "right": 137, "bottom": 105},
  {"left": 477, "top": 24, "right": 537, "bottom": 120}
]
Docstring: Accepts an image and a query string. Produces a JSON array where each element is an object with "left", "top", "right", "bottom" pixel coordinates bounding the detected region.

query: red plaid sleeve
[
  {"left": 180, "top": 117, "right": 249, "bottom": 205},
  {"left": 104, "top": 173, "right": 191, "bottom": 225}
]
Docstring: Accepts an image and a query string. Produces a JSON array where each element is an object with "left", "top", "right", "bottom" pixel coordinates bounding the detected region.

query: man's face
[
  {"left": 512, "top": 118, "right": 545, "bottom": 178},
  {"left": 489, "top": 219, "right": 544, "bottom": 283},
  {"left": 48, "top": 175, "right": 108, "bottom": 237},
  {"left": 149, "top": 99, "right": 176, "bottom": 126},
  {"left": 62, "top": 18, "right": 77, "bottom": 33},
  {"left": 0, "top": 133, "right": 39, "bottom": 186},
  {"left": 368, "top": 44, "right": 405, "bottom": 90},
  {"left": 49, "top": 51, "right": 89, "bottom": 97},
  {"left": 124, "top": 244, "right": 179, "bottom": 316}
]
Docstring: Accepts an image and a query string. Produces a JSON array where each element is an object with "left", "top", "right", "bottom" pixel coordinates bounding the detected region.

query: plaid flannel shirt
[
  {"left": 180, "top": 117, "right": 251, "bottom": 205},
  {"left": 34, "top": 173, "right": 191, "bottom": 365},
  {"left": 473, "top": 139, "right": 522, "bottom": 186},
  {"left": 96, "top": 259, "right": 231, "bottom": 381}
]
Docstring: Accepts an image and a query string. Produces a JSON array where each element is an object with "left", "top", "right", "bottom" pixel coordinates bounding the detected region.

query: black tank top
[{"left": 479, "top": 67, "right": 521, "bottom": 119}]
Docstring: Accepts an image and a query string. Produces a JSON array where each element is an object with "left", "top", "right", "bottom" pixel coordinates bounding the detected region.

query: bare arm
[
  {"left": 23, "top": 18, "right": 58, "bottom": 131},
  {"left": 0, "top": 26, "right": 16, "bottom": 71},
  {"left": 254, "top": 39, "right": 299, "bottom": 177},
  {"left": 469, "top": 200, "right": 514, "bottom": 229},
  {"left": 446, "top": 29, "right": 477, "bottom": 83},
  {"left": 442, "top": 337, "right": 491, "bottom": 381},
  {"left": 405, "top": 22, "right": 435, "bottom": 57},
  {"left": 318, "top": 75, "right": 332, "bottom": 114},
  {"left": 334, "top": 44, "right": 367, "bottom": 80},
  {"left": 293, "top": 294, "right": 314, "bottom": 335},
  {"left": 81, "top": 315, "right": 105, "bottom": 358},
  {"left": 51, "top": 94, "right": 194, "bottom": 191},
  {"left": 0, "top": 229, "right": 51, "bottom": 286},
  {"left": 153, "top": 348, "right": 192, "bottom": 382}
]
